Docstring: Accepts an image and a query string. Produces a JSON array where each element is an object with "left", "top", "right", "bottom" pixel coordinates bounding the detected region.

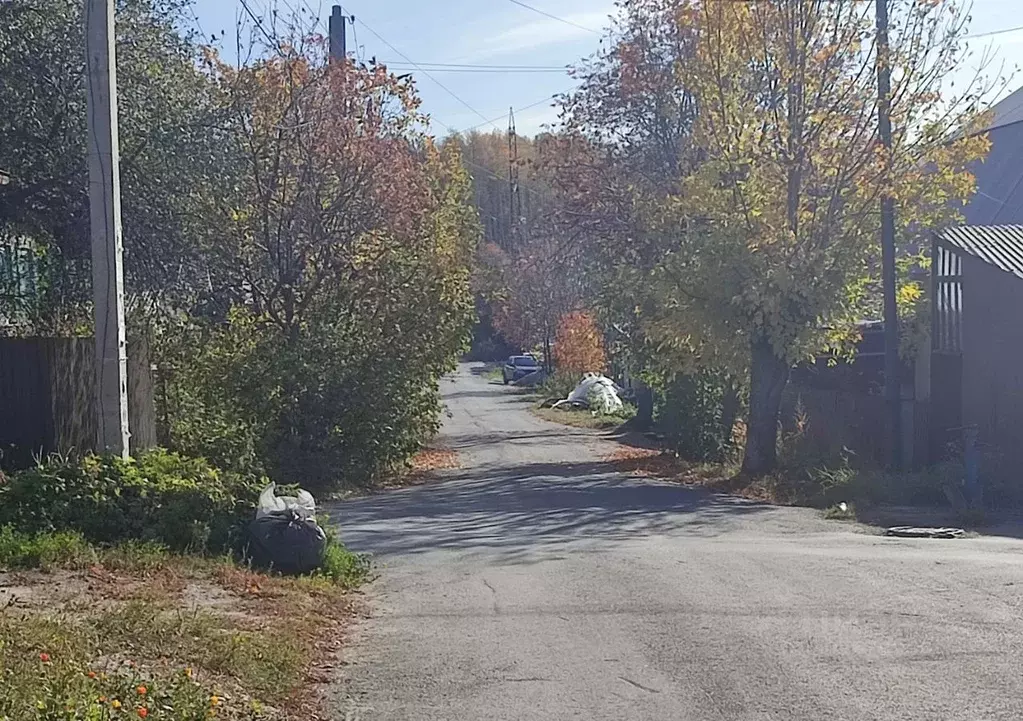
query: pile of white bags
[{"left": 553, "top": 373, "right": 624, "bottom": 414}]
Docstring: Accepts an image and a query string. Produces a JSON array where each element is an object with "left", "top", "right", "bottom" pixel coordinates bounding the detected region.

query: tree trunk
[
  {"left": 634, "top": 379, "right": 654, "bottom": 430},
  {"left": 741, "top": 335, "right": 790, "bottom": 476}
]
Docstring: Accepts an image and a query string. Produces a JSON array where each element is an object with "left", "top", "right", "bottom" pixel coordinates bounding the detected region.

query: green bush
[
  {"left": 654, "top": 372, "right": 738, "bottom": 462},
  {"left": 0, "top": 526, "right": 97, "bottom": 570},
  {"left": 161, "top": 298, "right": 467, "bottom": 492},
  {"left": 539, "top": 371, "right": 581, "bottom": 401},
  {"left": 0, "top": 449, "right": 264, "bottom": 553},
  {"left": 316, "top": 520, "right": 372, "bottom": 589}
]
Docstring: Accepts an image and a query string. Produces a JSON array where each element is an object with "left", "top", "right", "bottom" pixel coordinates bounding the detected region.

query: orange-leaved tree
[{"left": 554, "top": 311, "right": 606, "bottom": 376}]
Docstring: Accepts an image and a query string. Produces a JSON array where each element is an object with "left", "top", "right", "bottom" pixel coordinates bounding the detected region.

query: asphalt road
[{"left": 331, "top": 364, "right": 1023, "bottom": 721}]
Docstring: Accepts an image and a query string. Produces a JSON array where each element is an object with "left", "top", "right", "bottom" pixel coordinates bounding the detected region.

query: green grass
[
  {"left": 0, "top": 603, "right": 282, "bottom": 719},
  {"left": 532, "top": 405, "right": 636, "bottom": 430},
  {"left": 0, "top": 525, "right": 370, "bottom": 719},
  {"left": 316, "top": 520, "right": 373, "bottom": 588},
  {"left": 0, "top": 525, "right": 97, "bottom": 570},
  {"left": 89, "top": 599, "right": 306, "bottom": 702},
  {"left": 483, "top": 365, "right": 504, "bottom": 382}
]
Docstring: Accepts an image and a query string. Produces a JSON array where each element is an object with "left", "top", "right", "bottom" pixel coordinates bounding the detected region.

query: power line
[
  {"left": 238, "top": 0, "right": 280, "bottom": 52},
  {"left": 964, "top": 24, "right": 1023, "bottom": 40},
  {"left": 354, "top": 16, "right": 502, "bottom": 131},
  {"left": 386, "top": 66, "right": 567, "bottom": 74},
  {"left": 350, "top": 9, "right": 363, "bottom": 61},
  {"left": 465, "top": 92, "right": 565, "bottom": 132},
  {"left": 505, "top": 0, "right": 600, "bottom": 35},
  {"left": 380, "top": 61, "right": 570, "bottom": 70}
]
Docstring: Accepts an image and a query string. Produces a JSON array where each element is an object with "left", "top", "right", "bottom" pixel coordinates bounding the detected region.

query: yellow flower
[
  {"left": 184, "top": 667, "right": 193, "bottom": 679},
  {"left": 111, "top": 700, "right": 122, "bottom": 710},
  {"left": 209, "top": 695, "right": 221, "bottom": 707}
]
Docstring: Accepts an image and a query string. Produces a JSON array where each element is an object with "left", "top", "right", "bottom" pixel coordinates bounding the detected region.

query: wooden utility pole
[
  {"left": 86, "top": 0, "right": 130, "bottom": 457},
  {"left": 329, "top": 5, "right": 347, "bottom": 62},
  {"left": 876, "top": 0, "right": 901, "bottom": 468}
]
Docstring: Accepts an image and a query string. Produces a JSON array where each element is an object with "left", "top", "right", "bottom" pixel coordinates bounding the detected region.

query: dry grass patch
[
  {"left": 607, "top": 445, "right": 734, "bottom": 487},
  {"left": 0, "top": 539, "right": 368, "bottom": 720}
]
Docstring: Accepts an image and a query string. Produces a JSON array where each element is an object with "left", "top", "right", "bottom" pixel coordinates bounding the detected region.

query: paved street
[{"left": 332, "top": 364, "right": 1023, "bottom": 721}]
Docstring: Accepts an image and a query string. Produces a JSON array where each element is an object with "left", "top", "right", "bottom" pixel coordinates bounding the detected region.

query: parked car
[{"left": 502, "top": 355, "right": 540, "bottom": 384}]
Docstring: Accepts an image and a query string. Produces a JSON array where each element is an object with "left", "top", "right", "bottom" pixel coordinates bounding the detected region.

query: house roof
[
  {"left": 981, "top": 86, "right": 1023, "bottom": 133},
  {"left": 939, "top": 225, "right": 1023, "bottom": 280},
  {"left": 961, "top": 86, "right": 1023, "bottom": 225}
]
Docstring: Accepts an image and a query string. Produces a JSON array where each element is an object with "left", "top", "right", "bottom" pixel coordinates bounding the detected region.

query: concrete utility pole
[
  {"left": 876, "top": 0, "right": 901, "bottom": 469},
  {"left": 329, "top": 5, "right": 348, "bottom": 62},
  {"left": 508, "top": 107, "right": 521, "bottom": 248},
  {"left": 86, "top": 0, "right": 130, "bottom": 457}
]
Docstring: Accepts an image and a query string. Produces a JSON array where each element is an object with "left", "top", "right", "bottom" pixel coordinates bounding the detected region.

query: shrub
[
  {"left": 162, "top": 298, "right": 466, "bottom": 492},
  {"left": 316, "top": 521, "right": 372, "bottom": 589},
  {"left": 0, "top": 449, "right": 264, "bottom": 553},
  {"left": 539, "top": 371, "right": 581, "bottom": 401},
  {"left": 654, "top": 372, "right": 739, "bottom": 462},
  {"left": 0, "top": 526, "right": 96, "bottom": 570}
]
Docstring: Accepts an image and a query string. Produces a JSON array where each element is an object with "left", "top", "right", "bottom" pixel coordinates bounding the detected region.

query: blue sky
[{"left": 191, "top": 0, "right": 1023, "bottom": 138}]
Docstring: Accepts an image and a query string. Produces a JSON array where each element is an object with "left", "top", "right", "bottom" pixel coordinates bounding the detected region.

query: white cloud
[
  {"left": 514, "top": 105, "right": 562, "bottom": 136},
  {"left": 463, "top": 9, "right": 610, "bottom": 61}
]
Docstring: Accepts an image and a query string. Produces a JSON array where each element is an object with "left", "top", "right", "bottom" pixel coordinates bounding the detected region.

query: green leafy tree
[
  {"left": 0, "top": 0, "right": 232, "bottom": 330},
  {"left": 549, "top": 0, "right": 991, "bottom": 474}
]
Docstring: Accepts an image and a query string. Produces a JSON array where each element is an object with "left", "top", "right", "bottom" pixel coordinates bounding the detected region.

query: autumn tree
[
  {"left": 165, "top": 47, "right": 479, "bottom": 488},
  {"left": 551, "top": 0, "right": 991, "bottom": 474},
  {"left": 444, "top": 129, "right": 558, "bottom": 360},
  {"left": 554, "top": 311, "right": 606, "bottom": 375},
  {"left": 493, "top": 231, "right": 583, "bottom": 369}
]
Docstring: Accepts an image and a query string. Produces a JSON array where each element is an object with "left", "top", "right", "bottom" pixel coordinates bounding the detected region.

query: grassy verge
[
  {"left": 0, "top": 527, "right": 369, "bottom": 720},
  {"left": 604, "top": 440, "right": 1001, "bottom": 531},
  {"left": 531, "top": 406, "right": 633, "bottom": 430},
  {"left": 482, "top": 365, "right": 504, "bottom": 382},
  {"left": 607, "top": 445, "right": 736, "bottom": 487}
]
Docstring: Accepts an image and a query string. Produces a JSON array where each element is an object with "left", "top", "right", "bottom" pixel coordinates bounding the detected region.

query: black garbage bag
[{"left": 247, "top": 509, "right": 327, "bottom": 575}]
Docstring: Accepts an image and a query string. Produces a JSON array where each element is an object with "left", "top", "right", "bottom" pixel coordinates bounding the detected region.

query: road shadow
[
  {"left": 443, "top": 388, "right": 512, "bottom": 400},
  {"left": 442, "top": 428, "right": 596, "bottom": 451},
  {"left": 326, "top": 457, "right": 771, "bottom": 565}
]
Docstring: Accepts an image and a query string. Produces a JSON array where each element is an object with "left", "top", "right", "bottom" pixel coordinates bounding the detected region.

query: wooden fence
[{"left": 0, "top": 337, "right": 156, "bottom": 466}]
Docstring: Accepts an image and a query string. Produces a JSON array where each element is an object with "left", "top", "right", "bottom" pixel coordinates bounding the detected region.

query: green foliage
[
  {"left": 0, "top": 450, "right": 263, "bottom": 553},
  {"left": 773, "top": 452, "right": 960, "bottom": 509},
  {"left": 653, "top": 372, "right": 738, "bottom": 463},
  {"left": 539, "top": 371, "right": 580, "bottom": 401},
  {"left": 162, "top": 305, "right": 456, "bottom": 490},
  {"left": 317, "top": 521, "right": 372, "bottom": 589},
  {"left": 0, "top": 527, "right": 96, "bottom": 571},
  {"left": 0, "top": 0, "right": 234, "bottom": 330},
  {"left": 823, "top": 503, "right": 857, "bottom": 521}
]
